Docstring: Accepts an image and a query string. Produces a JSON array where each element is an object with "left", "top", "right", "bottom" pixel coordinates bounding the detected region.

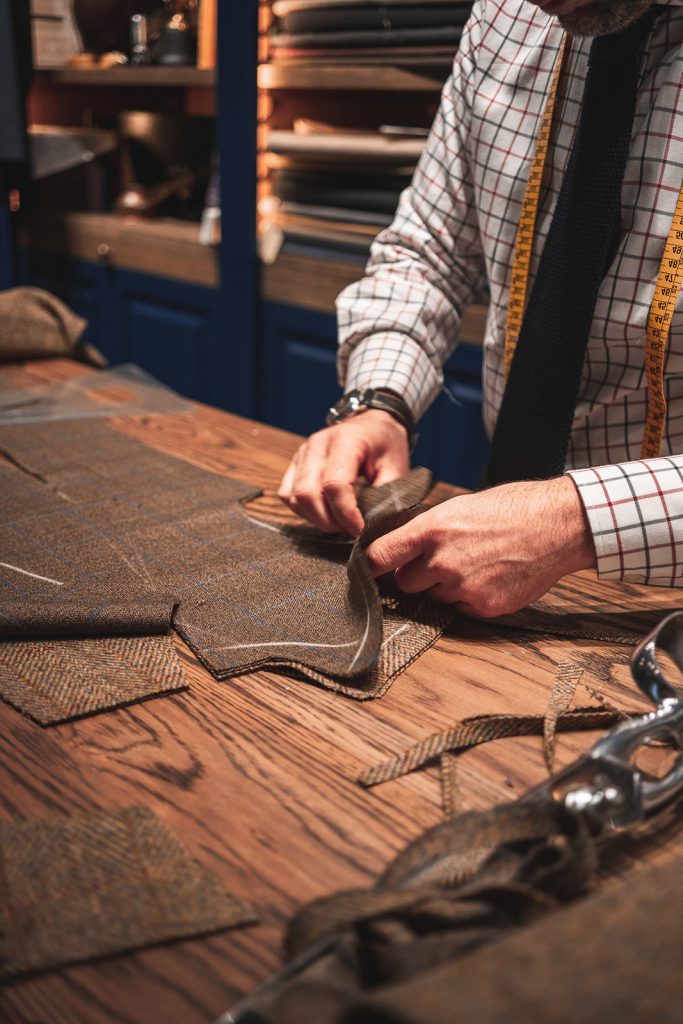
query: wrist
[
  {"left": 555, "top": 475, "right": 596, "bottom": 573},
  {"left": 327, "top": 387, "right": 417, "bottom": 452}
]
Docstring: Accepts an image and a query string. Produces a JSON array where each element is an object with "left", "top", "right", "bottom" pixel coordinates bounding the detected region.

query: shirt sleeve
[
  {"left": 336, "top": 1, "right": 488, "bottom": 423},
  {"left": 567, "top": 456, "right": 683, "bottom": 587}
]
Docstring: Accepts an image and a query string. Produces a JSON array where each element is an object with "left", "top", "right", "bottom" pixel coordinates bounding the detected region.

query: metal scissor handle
[
  {"left": 536, "top": 610, "right": 683, "bottom": 831},
  {"left": 631, "top": 609, "right": 683, "bottom": 705}
]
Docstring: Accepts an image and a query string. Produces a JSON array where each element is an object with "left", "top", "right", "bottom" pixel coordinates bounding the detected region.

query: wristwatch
[{"left": 326, "top": 387, "right": 418, "bottom": 452}]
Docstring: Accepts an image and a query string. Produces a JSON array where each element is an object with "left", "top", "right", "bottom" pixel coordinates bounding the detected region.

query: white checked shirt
[{"left": 337, "top": 0, "right": 683, "bottom": 587}]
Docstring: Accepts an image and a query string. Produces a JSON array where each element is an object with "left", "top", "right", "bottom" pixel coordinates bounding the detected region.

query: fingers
[
  {"left": 277, "top": 457, "right": 298, "bottom": 504},
  {"left": 394, "top": 554, "right": 440, "bottom": 593},
  {"left": 321, "top": 445, "right": 366, "bottom": 534},
  {"left": 364, "top": 517, "right": 427, "bottom": 577},
  {"left": 277, "top": 430, "right": 366, "bottom": 534},
  {"left": 290, "top": 432, "right": 340, "bottom": 532}
]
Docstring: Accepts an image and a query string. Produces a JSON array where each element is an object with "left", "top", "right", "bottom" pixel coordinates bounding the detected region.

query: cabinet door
[
  {"left": 111, "top": 269, "right": 217, "bottom": 402},
  {"left": 16, "top": 250, "right": 111, "bottom": 356},
  {"left": 261, "top": 302, "right": 339, "bottom": 436}
]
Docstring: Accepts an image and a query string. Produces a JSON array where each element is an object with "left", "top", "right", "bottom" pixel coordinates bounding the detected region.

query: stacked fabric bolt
[
  {"left": 264, "top": 2, "right": 473, "bottom": 255},
  {"left": 270, "top": 0, "right": 474, "bottom": 66},
  {"left": 266, "top": 120, "right": 427, "bottom": 254}
]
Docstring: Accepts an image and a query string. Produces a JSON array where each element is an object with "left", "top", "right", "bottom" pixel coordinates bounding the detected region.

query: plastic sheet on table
[{"left": 0, "top": 363, "right": 193, "bottom": 424}]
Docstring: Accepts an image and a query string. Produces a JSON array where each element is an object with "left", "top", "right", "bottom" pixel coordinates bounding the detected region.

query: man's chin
[{"left": 554, "top": 0, "right": 655, "bottom": 36}]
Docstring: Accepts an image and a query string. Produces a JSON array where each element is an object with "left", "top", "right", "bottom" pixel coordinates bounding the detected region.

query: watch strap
[{"left": 326, "top": 387, "right": 418, "bottom": 452}]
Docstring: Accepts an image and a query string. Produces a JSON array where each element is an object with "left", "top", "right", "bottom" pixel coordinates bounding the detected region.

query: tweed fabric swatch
[
  {"left": 0, "top": 418, "right": 449, "bottom": 699},
  {"left": 0, "top": 633, "right": 186, "bottom": 724},
  {"left": 0, "top": 286, "right": 105, "bottom": 366},
  {"left": 0, "top": 805, "right": 255, "bottom": 979}
]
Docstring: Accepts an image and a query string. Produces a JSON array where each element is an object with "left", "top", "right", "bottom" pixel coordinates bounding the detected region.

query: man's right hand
[{"left": 277, "top": 410, "right": 410, "bottom": 535}]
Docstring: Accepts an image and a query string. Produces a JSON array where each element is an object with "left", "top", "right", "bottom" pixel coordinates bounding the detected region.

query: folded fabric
[
  {"left": 0, "top": 286, "right": 106, "bottom": 366},
  {"left": 269, "top": 25, "right": 463, "bottom": 48},
  {"left": 268, "top": 130, "right": 425, "bottom": 162},
  {"left": 272, "top": 169, "right": 409, "bottom": 214},
  {"left": 273, "top": 0, "right": 469, "bottom": 14},
  {"left": 278, "top": 5, "right": 471, "bottom": 32}
]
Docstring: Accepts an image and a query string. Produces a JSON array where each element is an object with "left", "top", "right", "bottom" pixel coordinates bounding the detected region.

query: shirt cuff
[
  {"left": 341, "top": 333, "right": 444, "bottom": 423},
  {"left": 566, "top": 457, "right": 683, "bottom": 587}
]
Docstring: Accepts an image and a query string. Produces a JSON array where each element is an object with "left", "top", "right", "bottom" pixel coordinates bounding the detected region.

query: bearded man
[{"left": 278, "top": 0, "right": 683, "bottom": 617}]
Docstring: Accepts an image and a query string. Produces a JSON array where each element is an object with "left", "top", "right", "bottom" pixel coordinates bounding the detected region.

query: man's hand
[
  {"left": 278, "top": 410, "right": 410, "bottom": 534},
  {"left": 364, "top": 476, "right": 596, "bottom": 618}
]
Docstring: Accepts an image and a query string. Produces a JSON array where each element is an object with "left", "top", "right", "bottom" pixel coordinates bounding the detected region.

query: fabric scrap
[
  {"left": 358, "top": 705, "right": 624, "bottom": 788},
  {"left": 543, "top": 661, "right": 583, "bottom": 770},
  {"left": 0, "top": 633, "right": 186, "bottom": 725},
  {"left": 439, "top": 752, "right": 461, "bottom": 818},
  {"left": 0, "top": 805, "right": 256, "bottom": 979}
]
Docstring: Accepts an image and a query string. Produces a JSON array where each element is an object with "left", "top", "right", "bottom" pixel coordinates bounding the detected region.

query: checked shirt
[{"left": 337, "top": 0, "right": 683, "bottom": 587}]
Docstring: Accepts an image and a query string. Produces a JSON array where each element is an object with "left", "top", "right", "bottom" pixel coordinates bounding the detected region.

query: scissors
[{"left": 216, "top": 608, "right": 683, "bottom": 1023}]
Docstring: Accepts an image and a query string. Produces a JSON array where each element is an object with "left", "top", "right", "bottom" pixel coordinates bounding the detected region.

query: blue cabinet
[
  {"left": 17, "top": 252, "right": 219, "bottom": 403},
  {"left": 260, "top": 300, "right": 489, "bottom": 489},
  {"left": 17, "top": 249, "right": 110, "bottom": 354},
  {"left": 111, "top": 270, "right": 216, "bottom": 401}
]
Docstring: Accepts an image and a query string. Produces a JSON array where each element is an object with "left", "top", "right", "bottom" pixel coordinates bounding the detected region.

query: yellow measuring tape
[{"left": 505, "top": 34, "right": 683, "bottom": 459}]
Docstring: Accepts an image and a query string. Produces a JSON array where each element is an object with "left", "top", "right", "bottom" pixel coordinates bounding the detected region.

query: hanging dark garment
[{"left": 0, "top": 0, "right": 32, "bottom": 194}]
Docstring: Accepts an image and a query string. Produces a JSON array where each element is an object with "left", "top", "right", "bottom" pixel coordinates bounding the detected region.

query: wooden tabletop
[{"left": 2, "top": 358, "right": 683, "bottom": 1024}]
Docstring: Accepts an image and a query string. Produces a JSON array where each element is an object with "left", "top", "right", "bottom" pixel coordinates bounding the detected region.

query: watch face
[{"left": 348, "top": 394, "right": 363, "bottom": 413}]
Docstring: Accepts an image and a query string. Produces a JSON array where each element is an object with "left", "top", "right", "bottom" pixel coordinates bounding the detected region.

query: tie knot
[{"left": 588, "top": 6, "right": 659, "bottom": 66}]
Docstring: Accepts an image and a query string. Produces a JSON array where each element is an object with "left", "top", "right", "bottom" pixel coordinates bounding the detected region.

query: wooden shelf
[
  {"left": 261, "top": 250, "right": 486, "bottom": 345},
  {"left": 35, "top": 67, "right": 215, "bottom": 88},
  {"left": 258, "top": 63, "right": 445, "bottom": 91},
  {"left": 19, "top": 212, "right": 219, "bottom": 287}
]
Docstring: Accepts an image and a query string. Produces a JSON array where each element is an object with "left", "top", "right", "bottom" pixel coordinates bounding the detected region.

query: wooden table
[{"left": 2, "top": 358, "right": 683, "bottom": 1024}]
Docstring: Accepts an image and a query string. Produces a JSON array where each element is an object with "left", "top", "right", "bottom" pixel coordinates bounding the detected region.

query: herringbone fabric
[
  {"left": 0, "top": 806, "right": 255, "bottom": 979},
  {"left": 0, "top": 633, "right": 185, "bottom": 724},
  {"left": 0, "top": 418, "right": 448, "bottom": 701}
]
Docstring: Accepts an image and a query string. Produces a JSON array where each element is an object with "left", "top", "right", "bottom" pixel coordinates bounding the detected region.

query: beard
[{"left": 557, "top": 0, "right": 656, "bottom": 35}]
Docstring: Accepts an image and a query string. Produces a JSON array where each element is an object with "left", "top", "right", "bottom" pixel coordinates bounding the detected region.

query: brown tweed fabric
[
  {"left": 358, "top": 705, "right": 624, "bottom": 788},
  {"left": 0, "top": 805, "right": 255, "bottom": 979},
  {"left": 0, "top": 633, "right": 186, "bottom": 724},
  {"left": 249, "top": 797, "right": 683, "bottom": 1024},
  {"left": 0, "top": 287, "right": 106, "bottom": 366},
  {"left": 0, "top": 418, "right": 446, "bottom": 698},
  {"left": 543, "top": 661, "right": 583, "bottom": 770}
]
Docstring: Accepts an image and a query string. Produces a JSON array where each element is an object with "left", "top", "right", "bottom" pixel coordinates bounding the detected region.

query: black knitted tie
[{"left": 486, "top": 11, "right": 657, "bottom": 486}]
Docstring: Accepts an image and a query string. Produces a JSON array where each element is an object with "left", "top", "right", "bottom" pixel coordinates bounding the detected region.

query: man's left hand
[{"left": 363, "top": 476, "right": 596, "bottom": 618}]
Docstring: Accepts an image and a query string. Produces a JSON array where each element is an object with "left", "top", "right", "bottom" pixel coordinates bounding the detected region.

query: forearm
[{"left": 336, "top": 5, "right": 487, "bottom": 422}]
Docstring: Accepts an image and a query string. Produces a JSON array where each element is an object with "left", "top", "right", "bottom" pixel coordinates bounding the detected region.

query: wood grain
[{"left": 1, "top": 357, "right": 682, "bottom": 1024}]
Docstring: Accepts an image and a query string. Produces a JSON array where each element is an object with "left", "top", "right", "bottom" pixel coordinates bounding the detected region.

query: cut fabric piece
[
  {"left": 0, "top": 417, "right": 447, "bottom": 699},
  {"left": 0, "top": 633, "right": 186, "bottom": 725},
  {"left": 0, "top": 805, "right": 255, "bottom": 979}
]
